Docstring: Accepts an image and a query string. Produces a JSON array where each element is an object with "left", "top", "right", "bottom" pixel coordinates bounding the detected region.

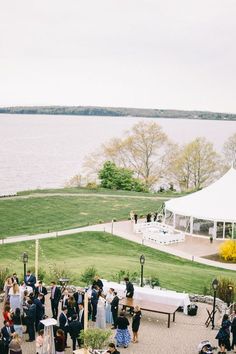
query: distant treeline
[{"left": 0, "top": 105, "right": 236, "bottom": 120}]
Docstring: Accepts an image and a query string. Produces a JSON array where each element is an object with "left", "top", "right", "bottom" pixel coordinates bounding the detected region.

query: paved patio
[{"left": 0, "top": 295, "right": 226, "bottom": 354}]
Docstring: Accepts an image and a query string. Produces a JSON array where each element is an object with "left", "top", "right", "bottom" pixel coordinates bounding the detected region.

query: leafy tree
[
  {"left": 223, "top": 132, "right": 236, "bottom": 167},
  {"left": 98, "top": 161, "right": 146, "bottom": 192},
  {"left": 219, "top": 240, "right": 236, "bottom": 262},
  {"left": 172, "top": 137, "right": 220, "bottom": 190}
]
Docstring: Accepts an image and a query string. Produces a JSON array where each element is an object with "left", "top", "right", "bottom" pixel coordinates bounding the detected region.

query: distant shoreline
[{"left": 0, "top": 105, "right": 236, "bottom": 121}]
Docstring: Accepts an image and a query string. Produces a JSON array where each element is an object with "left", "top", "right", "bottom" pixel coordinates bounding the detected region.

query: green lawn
[
  {"left": 0, "top": 194, "right": 166, "bottom": 237},
  {"left": 0, "top": 231, "right": 235, "bottom": 294}
]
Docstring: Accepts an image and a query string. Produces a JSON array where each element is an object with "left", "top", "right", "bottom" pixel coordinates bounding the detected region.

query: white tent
[{"left": 164, "top": 167, "right": 236, "bottom": 239}]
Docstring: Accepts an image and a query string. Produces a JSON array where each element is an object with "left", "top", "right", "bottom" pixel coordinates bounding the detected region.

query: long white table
[{"left": 102, "top": 280, "right": 190, "bottom": 314}]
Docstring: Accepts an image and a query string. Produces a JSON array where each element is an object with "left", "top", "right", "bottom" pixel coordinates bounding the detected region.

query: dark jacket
[
  {"left": 35, "top": 286, "right": 47, "bottom": 303},
  {"left": 116, "top": 316, "right": 129, "bottom": 330},
  {"left": 55, "top": 334, "right": 65, "bottom": 352},
  {"left": 59, "top": 312, "right": 68, "bottom": 331},
  {"left": 111, "top": 295, "right": 119, "bottom": 311},
  {"left": 24, "top": 274, "right": 36, "bottom": 289},
  {"left": 132, "top": 310, "right": 142, "bottom": 332},
  {"left": 73, "top": 291, "right": 84, "bottom": 305},
  {"left": 25, "top": 304, "right": 36, "bottom": 322},
  {"left": 126, "top": 282, "right": 134, "bottom": 298},
  {"left": 50, "top": 286, "right": 61, "bottom": 303},
  {"left": 91, "top": 289, "right": 98, "bottom": 305},
  {"left": 1, "top": 325, "right": 15, "bottom": 343},
  {"left": 69, "top": 320, "right": 82, "bottom": 338},
  {"left": 92, "top": 279, "right": 103, "bottom": 290},
  {"left": 34, "top": 298, "right": 44, "bottom": 320}
]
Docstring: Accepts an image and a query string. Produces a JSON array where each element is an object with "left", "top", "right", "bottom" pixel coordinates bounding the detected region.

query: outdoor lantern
[
  {"left": 22, "top": 252, "right": 28, "bottom": 264},
  {"left": 212, "top": 278, "right": 219, "bottom": 291},
  {"left": 140, "top": 254, "right": 145, "bottom": 265}
]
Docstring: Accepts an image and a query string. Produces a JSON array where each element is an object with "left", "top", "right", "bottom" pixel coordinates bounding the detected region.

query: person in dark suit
[
  {"left": 50, "top": 281, "right": 61, "bottom": 319},
  {"left": 68, "top": 314, "right": 82, "bottom": 351},
  {"left": 1, "top": 321, "right": 14, "bottom": 354},
  {"left": 24, "top": 270, "right": 36, "bottom": 290},
  {"left": 111, "top": 291, "right": 119, "bottom": 329},
  {"left": 73, "top": 289, "right": 84, "bottom": 313},
  {"left": 124, "top": 278, "right": 134, "bottom": 298},
  {"left": 91, "top": 286, "right": 99, "bottom": 321},
  {"left": 34, "top": 294, "right": 44, "bottom": 331},
  {"left": 11, "top": 273, "right": 19, "bottom": 285},
  {"left": 59, "top": 307, "right": 69, "bottom": 347},
  {"left": 92, "top": 276, "right": 103, "bottom": 290},
  {"left": 61, "top": 289, "right": 69, "bottom": 310},
  {"left": 25, "top": 299, "right": 36, "bottom": 342},
  {"left": 34, "top": 281, "right": 47, "bottom": 305},
  {"left": 78, "top": 303, "right": 85, "bottom": 329}
]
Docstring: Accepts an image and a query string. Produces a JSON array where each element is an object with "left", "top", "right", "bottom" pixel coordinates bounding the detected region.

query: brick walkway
[{"left": 0, "top": 295, "right": 226, "bottom": 354}]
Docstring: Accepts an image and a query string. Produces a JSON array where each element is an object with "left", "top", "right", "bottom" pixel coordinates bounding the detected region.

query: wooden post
[
  {"left": 111, "top": 219, "right": 114, "bottom": 234},
  {"left": 83, "top": 291, "right": 89, "bottom": 354},
  {"left": 35, "top": 239, "right": 39, "bottom": 281}
]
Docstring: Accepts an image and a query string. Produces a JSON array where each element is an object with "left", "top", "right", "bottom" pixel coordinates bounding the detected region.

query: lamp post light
[
  {"left": 22, "top": 252, "right": 28, "bottom": 279},
  {"left": 140, "top": 255, "right": 145, "bottom": 287},
  {"left": 212, "top": 278, "right": 219, "bottom": 329},
  {"left": 227, "top": 284, "right": 234, "bottom": 307}
]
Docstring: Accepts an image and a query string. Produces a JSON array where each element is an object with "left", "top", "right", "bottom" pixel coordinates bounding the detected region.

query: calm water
[{"left": 0, "top": 114, "right": 236, "bottom": 195}]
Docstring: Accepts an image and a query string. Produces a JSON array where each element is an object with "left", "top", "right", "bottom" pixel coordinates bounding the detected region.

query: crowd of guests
[
  {"left": 0, "top": 272, "right": 142, "bottom": 353},
  {"left": 215, "top": 313, "right": 236, "bottom": 353},
  {"left": 130, "top": 210, "right": 163, "bottom": 224}
]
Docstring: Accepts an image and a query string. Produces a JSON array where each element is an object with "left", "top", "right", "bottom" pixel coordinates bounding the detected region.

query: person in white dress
[
  {"left": 105, "top": 288, "right": 114, "bottom": 324},
  {"left": 96, "top": 294, "right": 106, "bottom": 329},
  {"left": 9, "top": 283, "right": 21, "bottom": 312}
]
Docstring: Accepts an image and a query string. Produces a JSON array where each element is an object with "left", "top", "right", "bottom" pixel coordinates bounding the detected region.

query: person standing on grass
[
  {"left": 132, "top": 305, "right": 142, "bottom": 343},
  {"left": 50, "top": 281, "right": 61, "bottom": 319}
]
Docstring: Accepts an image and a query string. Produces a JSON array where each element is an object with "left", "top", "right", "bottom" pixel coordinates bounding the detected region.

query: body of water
[{"left": 0, "top": 114, "right": 235, "bottom": 195}]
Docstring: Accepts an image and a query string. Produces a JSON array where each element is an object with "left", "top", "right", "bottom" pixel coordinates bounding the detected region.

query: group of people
[
  {"left": 215, "top": 313, "right": 236, "bottom": 353},
  {"left": 130, "top": 210, "right": 162, "bottom": 224},
  {"left": 1, "top": 272, "right": 142, "bottom": 353}
]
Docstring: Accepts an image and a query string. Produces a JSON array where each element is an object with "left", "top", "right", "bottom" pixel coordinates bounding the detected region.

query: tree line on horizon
[{"left": 69, "top": 121, "right": 236, "bottom": 192}]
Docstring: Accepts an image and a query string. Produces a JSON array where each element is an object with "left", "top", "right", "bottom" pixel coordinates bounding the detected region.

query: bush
[
  {"left": 80, "top": 328, "right": 112, "bottom": 351},
  {"left": 145, "top": 275, "right": 160, "bottom": 289},
  {"left": 110, "top": 269, "right": 139, "bottom": 284},
  {"left": 80, "top": 266, "right": 98, "bottom": 286},
  {"left": 0, "top": 267, "right": 10, "bottom": 291},
  {"left": 48, "top": 263, "right": 75, "bottom": 284},
  {"left": 30, "top": 267, "right": 47, "bottom": 282},
  {"left": 217, "top": 277, "right": 236, "bottom": 304},
  {"left": 86, "top": 182, "right": 98, "bottom": 190},
  {"left": 219, "top": 240, "right": 236, "bottom": 262}
]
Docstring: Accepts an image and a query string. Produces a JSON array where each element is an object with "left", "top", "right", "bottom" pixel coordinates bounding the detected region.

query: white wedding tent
[{"left": 164, "top": 167, "right": 236, "bottom": 239}]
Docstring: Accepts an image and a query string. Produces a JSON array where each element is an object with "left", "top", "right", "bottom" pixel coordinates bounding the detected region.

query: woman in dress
[
  {"left": 105, "top": 288, "right": 114, "bottom": 324},
  {"left": 36, "top": 329, "right": 44, "bottom": 354},
  {"left": 215, "top": 314, "right": 231, "bottom": 352},
  {"left": 9, "top": 332, "right": 22, "bottom": 354},
  {"left": 132, "top": 305, "right": 142, "bottom": 343},
  {"left": 55, "top": 329, "right": 66, "bottom": 354},
  {"left": 12, "top": 308, "right": 23, "bottom": 338},
  {"left": 115, "top": 311, "right": 131, "bottom": 348},
  {"left": 9, "top": 283, "right": 21, "bottom": 312},
  {"left": 4, "top": 277, "right": 13, "bottom": 303},
  {"left": 3, "top": 304, "right": 14, "bottom": 326},
  {"left": 96, "top": 293, "right": 106, "bottom": 329}
]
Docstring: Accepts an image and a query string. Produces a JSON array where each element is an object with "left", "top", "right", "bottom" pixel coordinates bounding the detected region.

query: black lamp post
[
  {"left": 212, "top": 278, "right": 219, "bottom": 329},
  {"left": 227, "top": 284, "right": 234, "bottom": 307},
  {"left": 22, "top": 252, "right": 28, "bottom": 279},
  {"left": 140, "top": 255, "right": 145, "bottom": 287}
]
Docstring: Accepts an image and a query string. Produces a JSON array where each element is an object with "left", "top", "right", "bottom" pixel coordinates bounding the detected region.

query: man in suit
[
  {"left": 68, "top": 314, "right": 82, "bottom": 351},
  {"left": 50, "top": 281, "right": 61, "bottom": 319},
  {"left": 59, "top": 307, "right": 69, "bottom": 347},
  {"left": 124, "top": 277, "right": 134, "bottom": 298},
  {"left": 11, "top": 273, "right": 19, "bottom": 285},
  {"left": 74, "top": 288, "right": 84, "bottom": 314},
  {"left": 24, "top": 270, "right": 36, "bottom": 290},
  {"left": 34, "top": 293, "right": 45, "bottom": 331},
  {"left": 90, "top": 286, "right": 99, "bottom": 322},
  {"left": 1, "top": 321, "right": 14, "bottom": 354},
  {"left": 25, "top": 299, "right": 36, "bottom": 341},
  {"left": 111, "top": 291, "right": 119, "bottom": 329},
  {"left": 34, "top": 281, "right": 48, "bottom": 305},
  {"left": 78, "top": 303, "right": 85, "bottom": 329}
]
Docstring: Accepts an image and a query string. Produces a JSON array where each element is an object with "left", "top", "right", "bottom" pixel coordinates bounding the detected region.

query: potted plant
[{"left": 79, "top": 328, "right": 112, "bottom": 353}]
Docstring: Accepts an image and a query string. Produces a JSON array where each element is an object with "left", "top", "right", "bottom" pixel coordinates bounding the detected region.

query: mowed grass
[
  {"left": 0, "top": 231, "right": 235, "bottom": 294},
  {"left": 0, "top": 195, "right": 165, "bottom": 237}
]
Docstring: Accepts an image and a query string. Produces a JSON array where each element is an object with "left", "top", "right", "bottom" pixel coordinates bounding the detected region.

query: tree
[
  {"left": 98, "top": 161, "right": 146, "bottom": 192},
  {"left": 223, "top": 132, "right": 236, "bottom": 167},
  {"left": 172, "top": 137, "right": 220, "bottom": 190},
  {"left": 102, "top": 121, "right": 173, "bottom": 187}
]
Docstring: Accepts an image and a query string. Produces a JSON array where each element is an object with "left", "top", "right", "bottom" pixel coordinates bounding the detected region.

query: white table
[{"left": 102, "top": 280, "right": 190, "bottom": 314}]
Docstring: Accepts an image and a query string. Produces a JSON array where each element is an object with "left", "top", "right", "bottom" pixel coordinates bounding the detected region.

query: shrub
[
  {"left": 110, "top": 269, "right": 139, "bottom": 284},
  {"left": 80, "top": 328, "right": 112, "bottom": 351},
  {"left": 86, "top": 182, "right": 98, "bottom": 190},
  {"left": 80, "top": 266, "right": 97, "bottom": 286},
  {"left": 219, "top": 240, "right": 236, "bottom": 262},
  {"left": 145, "top": 275, "right": 160, "bottom": 289},
  {"left": 217, "top": 277, "right": 236, "bottom": 304}
]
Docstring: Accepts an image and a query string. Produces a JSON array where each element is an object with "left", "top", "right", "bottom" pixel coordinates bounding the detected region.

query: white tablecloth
[{"left": 102, "top": 280, "right": 190, "bottom": 314}]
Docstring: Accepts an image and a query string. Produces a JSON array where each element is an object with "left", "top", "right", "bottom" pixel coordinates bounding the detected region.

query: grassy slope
[
  {"left": 0, "top": 231, "right": 234, "bottom": 294},
  {"left": 0, "top": 194, "right": 166, "bottom": 237}
]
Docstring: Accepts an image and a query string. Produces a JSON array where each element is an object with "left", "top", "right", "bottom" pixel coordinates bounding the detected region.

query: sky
[{"left": 0, "top": 0, "right": 236, "bottom": 113}]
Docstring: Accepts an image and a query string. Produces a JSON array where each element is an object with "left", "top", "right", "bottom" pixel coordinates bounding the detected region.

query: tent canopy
[{"left": 165, "top": 167, "right": 236, "bottom": 223}]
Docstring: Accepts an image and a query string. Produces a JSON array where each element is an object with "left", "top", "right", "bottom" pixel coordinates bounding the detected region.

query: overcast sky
[{"left": 0, "top": 0, "right": 236, "bottom": 113}]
